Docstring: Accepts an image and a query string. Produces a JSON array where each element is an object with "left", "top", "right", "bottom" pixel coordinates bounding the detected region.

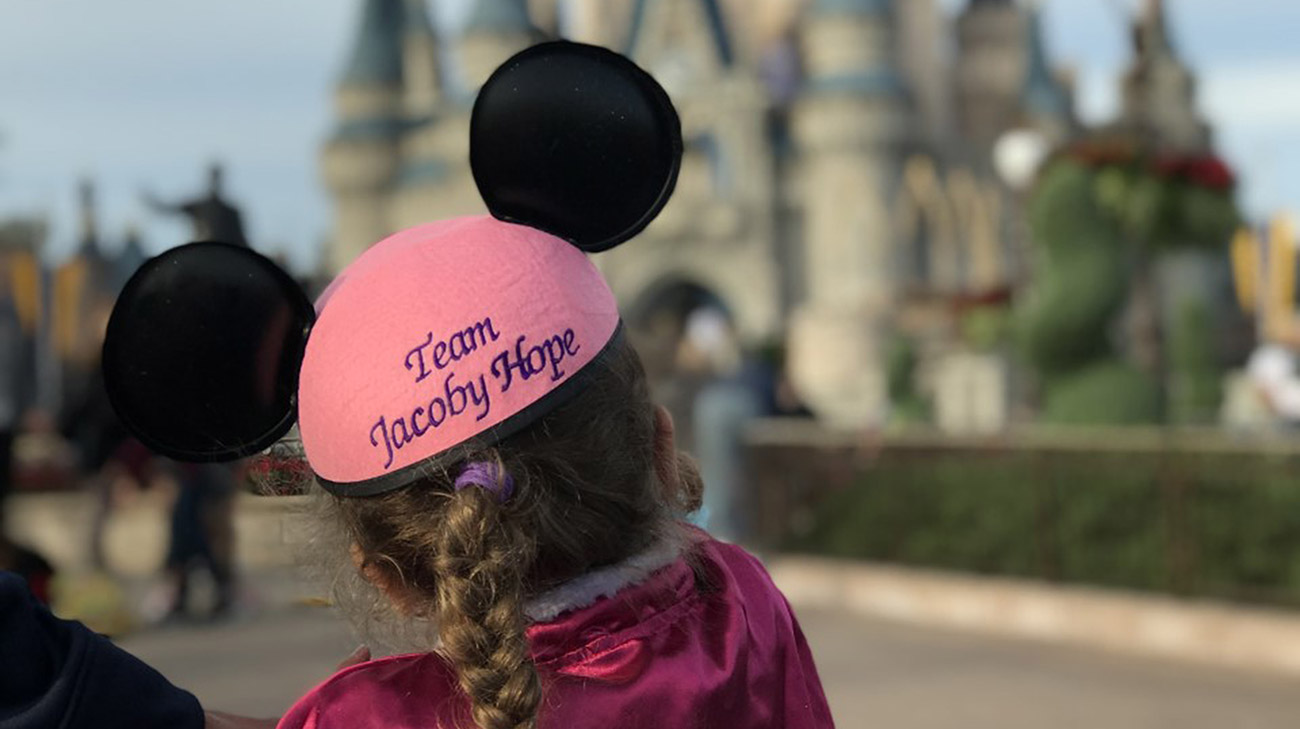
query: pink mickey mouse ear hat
[{"left": 101, "top": 41, "right": 682, "bottom": 496}]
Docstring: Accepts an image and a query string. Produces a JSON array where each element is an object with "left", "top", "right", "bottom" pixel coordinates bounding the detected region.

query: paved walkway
[
  {"left": 119, "top": 584, "right": 1300, "bottom": 728},
  {"left": 805, "top": 608, "right": 1300, "bottom": 728},
  {"left": 14, "top": 491, "right": 1300, "bottom": 726}
]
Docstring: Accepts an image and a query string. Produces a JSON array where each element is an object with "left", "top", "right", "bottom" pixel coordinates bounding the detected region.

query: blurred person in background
[
  {"left": 58, "top": 301, "right": 151, "bottom": 571},
  {"left": 62, "top": 352, "right": 135, "bottom": 569},
  {"left": 689, "top": 308, "right": 775, "bottom": 544},
  {"left": 160, "top": 460, "right": 239, "bottom": 621}
]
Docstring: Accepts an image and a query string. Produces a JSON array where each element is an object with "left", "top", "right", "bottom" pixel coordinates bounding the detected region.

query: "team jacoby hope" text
[{"left": 368, "top": 316, "right": 581, "bottom": 469}]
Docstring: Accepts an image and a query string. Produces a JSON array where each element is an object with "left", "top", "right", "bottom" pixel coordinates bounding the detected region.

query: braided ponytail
[{"left": 430, "top": 487, "right": 541, "bottom": 729}]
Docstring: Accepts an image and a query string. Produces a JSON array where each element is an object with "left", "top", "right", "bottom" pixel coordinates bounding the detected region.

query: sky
[{"left": 1, "top": 0, "right": 1299, "bottom": 274}]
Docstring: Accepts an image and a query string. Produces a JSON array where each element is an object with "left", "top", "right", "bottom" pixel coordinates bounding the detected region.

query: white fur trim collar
[{"left": 524, "top": 533, "right": 685, "bottom": 623}]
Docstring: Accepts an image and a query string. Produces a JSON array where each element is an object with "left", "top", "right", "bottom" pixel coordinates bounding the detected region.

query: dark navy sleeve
[{"left": 0, "top": 571, "right": 204, "bottom": 729}]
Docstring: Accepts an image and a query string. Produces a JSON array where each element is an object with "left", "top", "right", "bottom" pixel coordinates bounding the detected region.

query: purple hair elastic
[{"left": 454, "top": 461, "right": 515, "bottom": 503}]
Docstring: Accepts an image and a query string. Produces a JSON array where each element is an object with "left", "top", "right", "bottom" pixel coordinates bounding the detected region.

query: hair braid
[{"left": 431, "top": 487, "right": 542, "bottom": 729}]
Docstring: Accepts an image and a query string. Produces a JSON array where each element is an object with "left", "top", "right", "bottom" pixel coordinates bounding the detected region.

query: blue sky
[{"left": 1, "top": 0, "right": 1298, "bottom": 273}]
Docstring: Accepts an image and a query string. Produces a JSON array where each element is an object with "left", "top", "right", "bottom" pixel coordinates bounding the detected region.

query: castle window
[{"left": 688, "top": 132, "right": 733, "bottom": 198}]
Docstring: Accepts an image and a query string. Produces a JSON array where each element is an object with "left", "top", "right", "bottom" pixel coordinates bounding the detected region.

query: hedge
[{"left": 780, "top": 441, "right": 1300, "bottom": 608}]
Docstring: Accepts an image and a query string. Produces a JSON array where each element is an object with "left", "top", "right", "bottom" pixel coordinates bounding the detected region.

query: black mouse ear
[
  {"left": 102, "top": 242, "right": 314, "bottom": 462},
  {"left": 470, "top": 40, "right": 683, "bottom": 253}
]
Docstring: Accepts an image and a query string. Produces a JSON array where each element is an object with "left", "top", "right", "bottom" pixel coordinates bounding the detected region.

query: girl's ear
[{"left": 350, "top": 543, "right": 418, "bottom": 616}]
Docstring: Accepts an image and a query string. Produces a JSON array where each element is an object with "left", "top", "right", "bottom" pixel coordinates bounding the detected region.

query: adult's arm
[{"left": 0, "top": 570, "right": 204, "bottom": 729}]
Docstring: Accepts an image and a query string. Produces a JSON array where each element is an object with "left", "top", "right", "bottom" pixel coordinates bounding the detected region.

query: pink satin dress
[{"left": 278, "top": 533, "right": 834, "bottom": 728}]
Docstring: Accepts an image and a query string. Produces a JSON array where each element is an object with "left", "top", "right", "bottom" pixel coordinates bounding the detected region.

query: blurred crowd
[{"left": 0, "top": 283, "right": 240, "bottom": 623}]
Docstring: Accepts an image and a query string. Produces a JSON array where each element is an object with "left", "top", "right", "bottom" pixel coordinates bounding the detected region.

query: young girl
[{"left": 103, "top": 41, "right": 833, "bottom": 729}]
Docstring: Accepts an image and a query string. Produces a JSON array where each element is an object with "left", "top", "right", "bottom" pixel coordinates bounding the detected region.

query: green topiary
[
  {"left": 1167, "top": 298, "right": 1223, "bottom": 424},
  {"left": 1043, "top": 359, "right": 1161, "bottom": 425},
  {"left": 885, "top": 337, "right": 930, "bottom": 426},
  {"left": 1016, "top": 143, "right": 1240, "bottom": 424},
  {"left": 1017, "top": 242, "right": 1127, "bottom": 375},
  {"left": 1017, "top": 160, "right": 1130, "bottom": 380}
]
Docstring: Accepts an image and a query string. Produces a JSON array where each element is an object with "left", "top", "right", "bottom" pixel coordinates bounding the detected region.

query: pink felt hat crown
[
  {"left": 101, "top": 42, "right": 682, "bottom": 495},
  {"left": 299, "top": 216, "right": 620, "bottom": 491}
]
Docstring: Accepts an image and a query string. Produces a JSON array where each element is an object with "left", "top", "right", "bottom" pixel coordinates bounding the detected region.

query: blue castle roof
[
  {"left": 464, "top": 0, "right": 533, "bottom": 34},
  {"left": 341, "top": 0, "right": 406, "bottom": 86},
  {"left": 810, "top": 0, "right": 892, "bottom": 16},
  {"left": 1021, "top": 8, "right": 1069, "bottom": 118},
  {"left": 404, "top": 0, "right": 434, "bottom": 36}
]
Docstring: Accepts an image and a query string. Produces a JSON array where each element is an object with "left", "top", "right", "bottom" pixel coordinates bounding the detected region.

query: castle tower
[
  {"left": 788, "top": 0, "right": 913, "bottom": 426},
  {"left": 955, "top": 0, "right": 1027, "bottom": 147},
  {"left": 322, "top": 0, "right": 408, "bottom": 272},
  {"left": 401, "top": 0, "right": 441, "bottom": 117},
  {"left": 1019, "top": 3, "right": 1072, "bottom": 144},
  {"left": 596, "top": 0, "right": 783, "bottom": 349},
  {"left": 894, "top": 0, "right": 951, "bottom": 146},
  {"left": 457, "top": 0, "right": 538, "bottom": 91},
  {"left": 1118, "top": 0, "right": 1210, "bottom": 153}
]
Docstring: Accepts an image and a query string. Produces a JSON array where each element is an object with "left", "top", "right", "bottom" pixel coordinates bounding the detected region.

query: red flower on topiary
[{"left": 1186, "top": 156, "right": 1235, "bottom": 191}]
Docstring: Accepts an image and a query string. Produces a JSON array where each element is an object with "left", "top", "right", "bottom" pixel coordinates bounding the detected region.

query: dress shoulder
[{"left": 277, "top": 652, "right": 467, "bottom": 729}]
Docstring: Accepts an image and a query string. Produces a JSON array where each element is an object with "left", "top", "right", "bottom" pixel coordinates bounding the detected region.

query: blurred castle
[{"left": 318, "top": 0, "right": 1208, "bottom": 428}]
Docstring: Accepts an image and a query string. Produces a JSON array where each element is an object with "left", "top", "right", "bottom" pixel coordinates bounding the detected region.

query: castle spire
[
  {"left": 401, "top": 0, "right": 440, "bottom": 115},
  {"left": 1139, "top": 0, "right": 1174, "bottom": 54},
  {"left": 1020, "top": 5, "right": 1069, "bottom": 128},
  {"left": 340, "top": 0, "right": 406, "bottom": 89},
  {"left": 323, "top": 0, "right": 411, "bottom": 272}
]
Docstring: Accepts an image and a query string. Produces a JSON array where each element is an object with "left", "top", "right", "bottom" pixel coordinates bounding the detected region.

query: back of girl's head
[
  {"left": 99, "top": 41, "right": 692, "bottom": 729},
  {"left": 326, "top": 336, "right": 701, "bottom": 729}
]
